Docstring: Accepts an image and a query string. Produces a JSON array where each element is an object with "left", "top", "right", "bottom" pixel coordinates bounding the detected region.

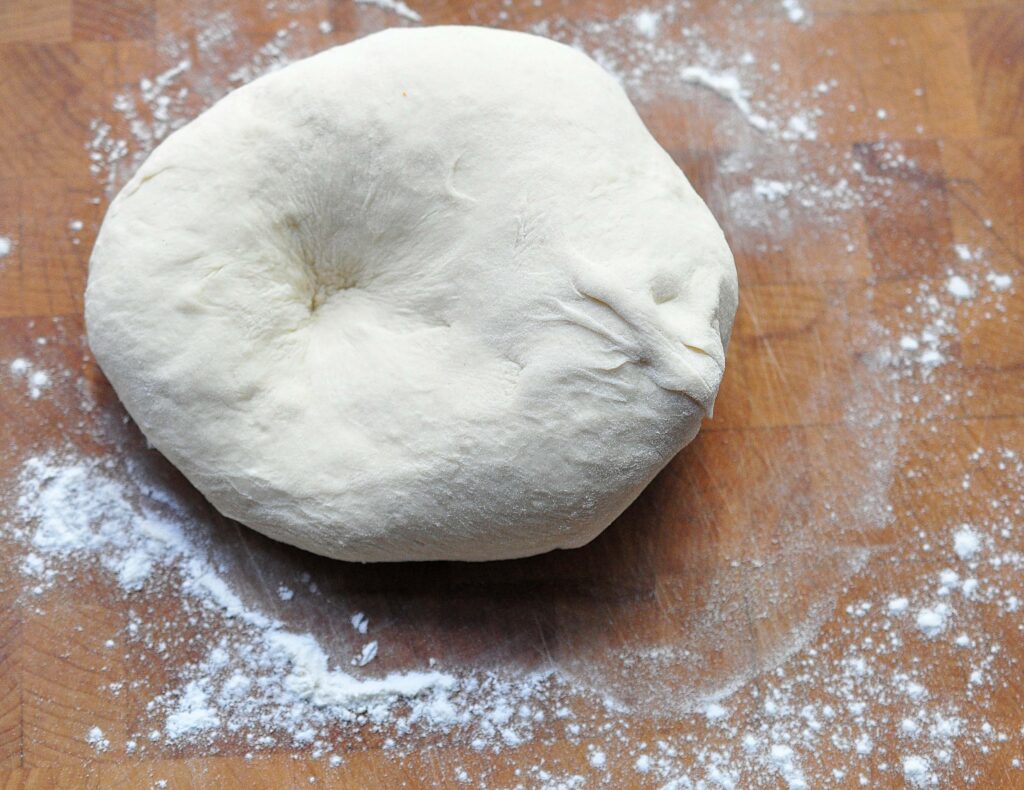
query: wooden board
[{"left": 1, "top": 0, "right": 1022, "bottom": 787}]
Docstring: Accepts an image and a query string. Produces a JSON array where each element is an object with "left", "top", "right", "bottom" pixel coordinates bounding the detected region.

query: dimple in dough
[{"left": 85, "top": 26, "right": 739, "bottom": 562}]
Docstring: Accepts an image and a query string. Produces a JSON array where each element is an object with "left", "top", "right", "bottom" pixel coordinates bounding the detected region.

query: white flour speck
[
  {"left": 902, "top": 754, "right": 932, "bottom": 786},
  {"left": 680, "top": 66, "right": 770, "bottom": 132},
  {"left": 985, "top": 272, "right": 1012, "bottom": 291},
  {"left": 632, "top": 9, "right": 660, "bottom": 38},
  {"left": 770, "top": 744, "right": 808, "bottom": 790},
  {"left": 353, "top": 640, "right": 379, "bottom": 667},
  {"left": 28, "top": 370, "right": 51, "bottom": 399},
  {"left": 14, "top": 453, "right": 471, "bottom": 750},
  {"left": 781, "top": 0, "right": 806, "bottom": 24},
  {"left": 86, "top": 725, "right": 110, "bottom": 752},
  {"left": 915, "top": 608, "right": 946, "bottom": 637},
  {"left": 953, "top": 527, "right": 980, "bottom": 561},
  {"left": 946, "top": 275, "right": 973, "bottom": 300},
  {"left": 9, "top": 358, "right": 53, "bottom": 399},
  {"left": 354, "top": 0, "right": 422, "bottom": 23},
  {"left": 753, "top": 178, "right": 792, "bottom": 201},
  {"left": 165, "top": 681, "right": 221, "bottom": 738}
]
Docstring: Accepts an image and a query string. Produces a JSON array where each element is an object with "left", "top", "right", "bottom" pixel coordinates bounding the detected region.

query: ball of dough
[{"left": 85, "top": 26, "right": 738, "bottom": 562}]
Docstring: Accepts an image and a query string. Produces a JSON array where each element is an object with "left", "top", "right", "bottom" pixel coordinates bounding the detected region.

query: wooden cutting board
[{"left": 1, "top": 0, "right": 1022, "bottom": 787}]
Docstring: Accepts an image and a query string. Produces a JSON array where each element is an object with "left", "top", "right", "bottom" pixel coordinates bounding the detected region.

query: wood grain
[
  {"left": 0, "top": 0, "right": 1022, "bottom": 787},
  {"left": 0, "top": 1, "right": 71, "bottom": 44}
]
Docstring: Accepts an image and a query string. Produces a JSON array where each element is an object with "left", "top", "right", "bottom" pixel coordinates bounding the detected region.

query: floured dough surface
[{"left": 85, "top": 26, "right": 738, "bottom": 562}]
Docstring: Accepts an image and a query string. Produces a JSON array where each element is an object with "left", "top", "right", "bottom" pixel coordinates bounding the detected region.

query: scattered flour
[
  {"left": 781, "top": 0, "right": 807, "bottom": 24},
  {"left": 902, "top": 754, "right": 933, "bottom": 786},
  {"left": 887, "top": 597, "right": 909, "bottom": 614},
  {"left": 354, "top": 0, "right": 422, "bottom": 23},
  {"left": 15, "top": 454, "right": 469, "bottom": 748},
  {"left": 28, "top": 370, "right": 50, "bottom": 399},
  {"left": 752, "top": 178, "right": 792, "bottom": 202},
  {"left": 165, "top": 681, "right": 221, "bottom": 738},
  {"left": 632, "top": 9, "right": 660, "bottom": 39},
  {"left": 3, "top": 2, "right": 1020, "bottom": 786},
  {"left": 10, "top": 424, "right": 1020, "bottom": 790},
  {"left": 769, "top": 743, "right": 808, "bottom": 790},
  {"left": 953, "top": 527, "right": 981, "bottom": 561},
  {"left": 915, "top": 607, "right": 946, "bottom": 637},
  {"left": 946, "top": 275, "right": 973, "bottom": 300},
  {"left": 8, "top": 357, "right": 52, "bottom": 399},
  {"left": 954, "top": 244, "right": 974, "bottom": 262},
  {"left": 86, "top": 726, "right": 110, "bottom": 752},
  {"left": 680, "top": 65, "right": 770, "bottom": 132},
  {"left": 352, "top": 640, "right": 379, "bottom": 667},
  {"left": 8, "top": 445, "right": 1020, "bottom": 790},
  {"left": 0, "top": 236, "right": 11, "bottom": 258},
  {"left": 986, "top": 272, "right": 1012, "bottom": 291}
]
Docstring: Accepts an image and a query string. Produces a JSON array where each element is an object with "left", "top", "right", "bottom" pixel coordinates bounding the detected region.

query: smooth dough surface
[{"left": 86, "top": 26, "right": 738, "bottom": 562}]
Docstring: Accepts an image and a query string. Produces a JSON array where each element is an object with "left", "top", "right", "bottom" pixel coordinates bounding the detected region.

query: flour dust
[{"left": 4, "top": 1, "right": 1022, "bottom": 787}]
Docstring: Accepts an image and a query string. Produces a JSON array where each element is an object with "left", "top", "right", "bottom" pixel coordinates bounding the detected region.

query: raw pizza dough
[{"left": 85, "top": 26, "right": 738, "bottom": 562}]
